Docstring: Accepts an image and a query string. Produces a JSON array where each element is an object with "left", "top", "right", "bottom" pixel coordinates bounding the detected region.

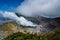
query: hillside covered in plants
[{"left": 3, "top": 29, "right": 60, "bottom": 40}]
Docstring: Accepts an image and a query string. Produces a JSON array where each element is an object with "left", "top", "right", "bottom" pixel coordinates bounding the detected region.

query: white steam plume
[
  {"left": 17, "top": 17, "right": 37, "bottom": 26},
  {"left": 0, "top": 11, "right": 37, "bottom": 27},
  {"left": 16, "top": 0, "right": 60, "bottom": 18}
]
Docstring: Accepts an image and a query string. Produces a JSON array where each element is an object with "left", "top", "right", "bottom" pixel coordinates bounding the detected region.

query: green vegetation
[{"left": 3, "top": 29, "right": 60, "bottom": 40}]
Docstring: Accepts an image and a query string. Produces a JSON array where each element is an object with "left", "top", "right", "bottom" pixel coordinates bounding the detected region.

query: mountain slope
[
  {"left": 0, "top": 15, "right": 60, "bottom": 40},
  {"left": 15, "top": 13, "right": 60, "bottom": 34}
]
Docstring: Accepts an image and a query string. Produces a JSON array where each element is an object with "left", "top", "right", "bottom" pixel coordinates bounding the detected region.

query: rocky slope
[{"left": 0, "top": 21, "right": 20, "bottom": 40}]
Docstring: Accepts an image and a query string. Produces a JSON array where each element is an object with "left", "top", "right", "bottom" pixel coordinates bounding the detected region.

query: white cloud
[
  {"left": 16, "top": 0, "right": 60, "bottom": 18},
  {"left": 0, "top": 11, "right": 37, "bottom": 26},
  {"left": 2, "top": 11, "right": 18, "bottom": 20}
]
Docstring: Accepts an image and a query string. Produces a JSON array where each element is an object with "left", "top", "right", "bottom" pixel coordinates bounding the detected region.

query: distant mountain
[
  {"left": 0, "top": 13, "right": 60, "bottom": 40},
  {"left": 52, "top": 17, "right": 60, "bottom": 23},
  {"left": 15, "top": 13, "right": 60, "bottom": 32}
]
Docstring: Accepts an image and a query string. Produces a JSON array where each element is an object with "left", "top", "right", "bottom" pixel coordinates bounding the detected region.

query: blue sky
[
  {"left": 0, "top": 0, "right": 60, "bottom": 18},
  {"left": 0, "top": 0, "right": 24, "bottom": 11}
]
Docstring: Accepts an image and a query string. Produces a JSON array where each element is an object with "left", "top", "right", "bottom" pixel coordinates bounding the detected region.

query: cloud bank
[
  {"left": 16, "top": 0, "right": 60, "bottom": 18},
  {"left": 0, "top": 11, "right": 37, "bottom": 26}
]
